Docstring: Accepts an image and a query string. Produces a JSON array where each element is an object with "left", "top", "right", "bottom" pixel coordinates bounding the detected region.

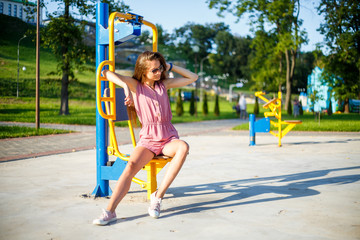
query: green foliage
[
  {"left": 41, "top": 16, "right": 92, "bottom": 78},
  {"left": 202, "top": 92, "right": 208, "bottom": 115},
  {"left": 210, "top": 31, "right": 252, "bottom": 84},
  {"left": 176, "top": 89, "right": 184, "bottom": 116},
  {"left": 0, "top": 14, "right": 95, "bottom": 99},
  {"left": 253, "top": 96, "right": 259, "bottom": 115},
  {"left": 38, "top": 0, "right": 130, "bottom": 115},
  {"left": 172, "top": 22, "right": 229, "bottom": 71},
  {"left": 317, "top": 0, "right": 360, "bottom": 110},
  {"left": 189, "top": 90, "right": 195, "bottom": 116},
  {"left": 214, "top": 94, "right": 220, "bottom": 116},
  {"left": 208, "top": 0, "right": 308, "bottom": 113},
  {"left": 293, "top": 52, "right": 317, "bottom": 93},
  {"left": 249, "top": 29, "right": 281, "bottom": 92},
  {"left": 0, "top": 14, "right": 35, "bottom": 45},
  {"left": 308, "top": 89, "right": 323, "bottom": 112},
  {"left": 328, "top": 100, "right": 333, "bottom": 116}
]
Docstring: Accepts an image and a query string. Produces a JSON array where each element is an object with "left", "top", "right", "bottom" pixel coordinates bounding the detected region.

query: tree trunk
[
  {"left": 60, "top": 68, "right": 70, "bottom": 115},
  {"left": 344, "top": 97, "right": 350, "bottom": 113},
  {"left": 59, "top": 1, "right": 71, "bottom": 115},
  {"left": 285, "top": 50, "right": 292, "bottom": 115}
]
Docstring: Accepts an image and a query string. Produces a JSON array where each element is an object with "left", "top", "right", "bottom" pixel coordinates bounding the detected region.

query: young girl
[{"left": 93, "top": 51, "right": 198, "bottom": 226}]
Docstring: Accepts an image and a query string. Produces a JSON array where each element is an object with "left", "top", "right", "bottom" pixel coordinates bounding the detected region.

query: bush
[
  {"left": 214, "top": 94, "right": 220, "bottom": 116},
  {"left": 189, "top": 90, "right": 195, "bottom": 116},
  {"left": 176, "top": 89, "right": 184, "bottom": 116},
  {"left": 299, "top": 100, "right": 304, "bottom": 115},
  {"left": 254, "top": 96, "right": 259, "bottom": 115},
  {"left": 202, "top": 91, "right": 208, "bottom": 115},
  {"left": 328, "top": 100, "right": 333, "bottom": 116}
]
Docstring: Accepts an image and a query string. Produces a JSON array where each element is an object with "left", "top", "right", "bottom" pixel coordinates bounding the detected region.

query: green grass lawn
[
  {"left": 0, "top": 41, "right": 96, "bottom": 99},
  {"left": 233, "top": 105, "right": 360, "bottom": 132},
  {"left": 0, "top": 125, "right": 70, "bottom": 139},
  {"left": 0, "top": 15, "right": 95, "bottom": 99},
  {"left": 0, "top": 96, "right": 236, "bottom": 125},
  {"left": 2, "top": 97, "right": 360, "bottom": 132}
]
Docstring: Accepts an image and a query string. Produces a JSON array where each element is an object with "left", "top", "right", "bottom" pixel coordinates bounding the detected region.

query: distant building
[
  {"left": 0, "top": 0, "right": 41, "bottom": 24},
  {"left": 307, "top": 66, "right": 337, "bottom": 113}
]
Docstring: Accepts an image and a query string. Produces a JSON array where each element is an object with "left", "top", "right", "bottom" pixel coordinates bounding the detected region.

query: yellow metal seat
[
  {"left": 103, "top": 87, "right": 172, "bottom": 199},
  {"left": 255, "top": 91, "right": 302, "bottom": 146}
]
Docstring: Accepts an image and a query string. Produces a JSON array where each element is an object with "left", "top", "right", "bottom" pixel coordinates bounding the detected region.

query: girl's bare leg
[
  {"left": 106, "top": 146, "right": 154, "bottom": 212},
  {"left": 156, "top": 140, "right": 189, "bottom": 199}
]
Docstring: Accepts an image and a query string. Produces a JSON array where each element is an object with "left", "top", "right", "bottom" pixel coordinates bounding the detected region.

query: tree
[
  {"left": 189, "top": 90, "right": 195, "bottom": 116},
  {"left": 42, "top": 0, "right": 130, "bottom": 115},
  {"left": 293, "top": 51, "right": 318, "bottom": 93},
  {"left": 214, "top": 94, "right": 220, "bottom": 116},
  {"left": 249, "top": 29, "right": 281, "bottom": 92},
  {"left": 42, "top": 15, "right": 90, "bottom": 115},
  {"left": 202, "top": 92, "right": 208, "bottom": 115},
  {"left": 317, "top": 0, "right": 360, "bottom": 113},
  {"left": 208, "top": 0, "right": 307, "bottom": 114},
  {"left": 254, "top": 96, "right": 259, "bottom": 115},
  {"left": 176, "top": 89, "right": 184, "bottom": 116},
  {"left": 172, "top": 22, "right": 229, "bottom": 70},
  {"left": 210, "top": 31, "right": 252, "bottom": 85}
]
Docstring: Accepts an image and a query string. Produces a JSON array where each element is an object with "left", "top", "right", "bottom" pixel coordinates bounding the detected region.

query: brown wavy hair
[{"left": 132, "top": 51, "right": 167, "bottom": 82}]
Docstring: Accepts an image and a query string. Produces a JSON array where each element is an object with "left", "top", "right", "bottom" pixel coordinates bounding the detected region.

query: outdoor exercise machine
[
  {"left": 249, "top": 91, "right": 302, "bottom": 147},
  {"left": 93, "top": 2, "right": 171, "bottom": 199}
]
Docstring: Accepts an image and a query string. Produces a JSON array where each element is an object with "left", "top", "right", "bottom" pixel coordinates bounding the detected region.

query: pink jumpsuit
[{"left": 133, "top": 81, "right": 179, "bottom": 155}]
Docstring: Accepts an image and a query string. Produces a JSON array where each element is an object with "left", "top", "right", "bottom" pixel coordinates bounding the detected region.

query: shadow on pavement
[{"left": 160, "top": 166, "right": 360, "bottom": 218}]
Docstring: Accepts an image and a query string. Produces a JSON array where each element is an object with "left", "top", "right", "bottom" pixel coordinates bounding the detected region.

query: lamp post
[
  {"left": 199, "top": 55, "right": 209, "bottom": 102},
  {"left": 192, "top": 45, "right": 199, "bottom": 116},
  {"left": 35, "top": 0, "right": 40, "bottom": 130},
  {"left": 17, "top": 35, "right": 27, "bottom": 98}
]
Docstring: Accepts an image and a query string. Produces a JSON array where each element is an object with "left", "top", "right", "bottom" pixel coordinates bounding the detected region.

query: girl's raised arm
[
  {"left": 163, "top": 64, "right": 198, "bottom": 90},
  {"left": 102, "top": 69, "right": 138, "bottom": 94}
]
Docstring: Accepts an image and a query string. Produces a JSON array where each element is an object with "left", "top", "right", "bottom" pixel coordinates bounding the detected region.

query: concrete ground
[{"left": 0, "top": 120, "right": 359, "bottom": 240}]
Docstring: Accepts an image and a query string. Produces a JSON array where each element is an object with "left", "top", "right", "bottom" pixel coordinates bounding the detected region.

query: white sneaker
[
  {"left": 93, "top": 209, "right": 117, "bottom": 226},
  {"left": 148, "top": 191, "right": 162, "bottom": 218}
]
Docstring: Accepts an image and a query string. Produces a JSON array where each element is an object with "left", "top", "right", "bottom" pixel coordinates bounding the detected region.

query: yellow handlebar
[
  {"left": 96, "top": 60, "right": 116, "bottom": 120},
  {"left": 97, "top": 12, "right": 158, "bottom": 120},
  {"left": 255, "top": 91, "right": 266, "bottom": 97}
]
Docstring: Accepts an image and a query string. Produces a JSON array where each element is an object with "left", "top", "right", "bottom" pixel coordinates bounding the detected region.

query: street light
[
  {"left": 17, "top": 35, "right": 27, "bottom": 98},
  {"left": 199, "top": 55, "right": 209, "bottom": 102},
  {"left": 192, "top": 45, "right": 200, "bottom": 116}
]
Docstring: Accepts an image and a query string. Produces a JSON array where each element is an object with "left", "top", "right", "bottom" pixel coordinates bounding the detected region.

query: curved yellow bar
[
  {"left": 108, "top": 12, "right": 158, "bottom": 53},
  {"left": 142, "top": 19, "right": 158, "bottom": 52},
  {"left": 96, "top": 60, "right": 116, "bottom": 120},
  {"left": 103, "top": 12, "right": 164, "bottom": 199}
]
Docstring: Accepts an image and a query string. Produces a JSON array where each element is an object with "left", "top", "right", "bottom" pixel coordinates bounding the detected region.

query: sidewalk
[
  {"left": 0, "top": 119, "right": 243, "bottom": 162},
  {"left": 0, "top": 120, "right": 359, "bottom": 240}
]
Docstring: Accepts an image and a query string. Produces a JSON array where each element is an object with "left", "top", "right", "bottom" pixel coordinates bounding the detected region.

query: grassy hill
[{"left": 0, "top": 14, "right": 95, "bottom": 99}]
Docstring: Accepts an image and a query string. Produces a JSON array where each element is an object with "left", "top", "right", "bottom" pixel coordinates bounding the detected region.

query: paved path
[
  {"left": 0, "top": 119, "right": 246, "bottom": 162},
  {"left": 1, "top": 120, "right": 359, "bottom": 240}
]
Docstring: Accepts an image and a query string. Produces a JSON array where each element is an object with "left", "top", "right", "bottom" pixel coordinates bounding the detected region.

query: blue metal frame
[
  {"left": 92, "top": 3, "right": 143, "bottom": 197},
  {"left": 93, "top": 2, "right": 110, "bottom": 197},
  {"left": 249, "top": 114, "right": 270, "bottom": 146}
]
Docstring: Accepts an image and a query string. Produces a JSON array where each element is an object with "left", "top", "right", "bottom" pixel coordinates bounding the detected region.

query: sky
[{"left": 46, "top": 0, "right": 324, "bottom": 52}]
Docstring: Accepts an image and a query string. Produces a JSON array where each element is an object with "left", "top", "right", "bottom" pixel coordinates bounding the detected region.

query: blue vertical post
[
  {"left": 249, "top": 114, "right": 256, "bottom": 146},
  {"left": 93, "top": 2, "right": 110, "bottom": 197}
]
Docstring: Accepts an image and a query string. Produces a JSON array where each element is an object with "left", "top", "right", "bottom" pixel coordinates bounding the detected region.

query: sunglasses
[{"left": 150, "top": 65, "right": 164, "bottom": 74}]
